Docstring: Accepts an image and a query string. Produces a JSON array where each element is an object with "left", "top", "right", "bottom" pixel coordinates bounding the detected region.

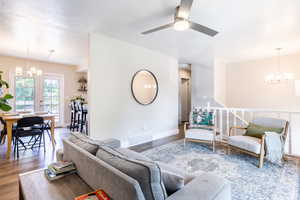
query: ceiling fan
[{"left": 141, "top": 0, "right": 218, "bottom": 37}]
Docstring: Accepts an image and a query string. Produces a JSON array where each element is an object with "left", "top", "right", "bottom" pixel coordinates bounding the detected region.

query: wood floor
[{"left": 0, "top": 128, "right": 70, "bottom": 200}]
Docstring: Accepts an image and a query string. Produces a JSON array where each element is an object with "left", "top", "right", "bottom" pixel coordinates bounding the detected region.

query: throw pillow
[
  {"left": 190, "top": 109, "right": 214, "bottom": 127},
  {"left": 245, "top": 123, "right": 283, "bottom": 138},
  {"left": 96, "top": 146, "right": 167, "bottom": 200},
  {"left": 114, "top": 149, "right": 184, "bottom": 195}
]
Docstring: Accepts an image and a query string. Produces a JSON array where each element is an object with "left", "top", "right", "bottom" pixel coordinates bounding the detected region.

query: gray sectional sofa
[{"left": 58, "top": 133, "right": 231, "bottom": 200}]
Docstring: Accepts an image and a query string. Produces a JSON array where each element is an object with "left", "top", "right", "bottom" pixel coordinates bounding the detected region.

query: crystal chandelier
[
  {"left": 15, "top": 48, "right": 43, "bottom": 77},
  {"left": 264, "top": 48, "right": 294, "bottom": 84}
]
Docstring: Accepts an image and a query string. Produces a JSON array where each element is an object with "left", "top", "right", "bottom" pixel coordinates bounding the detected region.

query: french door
[
  {"left": 13, "top": 73, "right": 64, "bottom": 126},
  {"left": 39, "top": 74, "right": 64, "bottom": 126}
]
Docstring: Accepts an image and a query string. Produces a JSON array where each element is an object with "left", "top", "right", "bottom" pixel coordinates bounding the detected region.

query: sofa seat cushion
[
  {"left": 166, "top": 173, "right": 231, "bottom": 200},
  {"left": 185, "top": 129, "right": 214, "bottom": 141},
  {"left": 69, "top": 132, "right": 99, "bottom": 155},
  {"left": 96, "top": 146, "right": 167, "bottom": 200},
  {"left": 228, "top": 135, "right": 261, "bottom": 154}
]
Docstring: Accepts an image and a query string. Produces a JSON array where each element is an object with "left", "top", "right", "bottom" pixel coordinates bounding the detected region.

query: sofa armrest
[
  {"left": 166, "top": 174, "right": 231, "bottom": 200},
  {"left": 57, "top": 138, "right": 121, "bottom": 161},
  {"left": 101, "top": 138, "right": 121, "bottom": 148}
]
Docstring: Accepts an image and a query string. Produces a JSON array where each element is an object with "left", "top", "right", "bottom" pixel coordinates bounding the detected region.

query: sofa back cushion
[
  {"left": 68, "top": 132, "right": 99, "bottom": 155},
  {"left": 96, "top": 146, "right": 167, "bottom": 200},
  {"left": 63, "top": 139, "right": 146, "bottom": 200}
]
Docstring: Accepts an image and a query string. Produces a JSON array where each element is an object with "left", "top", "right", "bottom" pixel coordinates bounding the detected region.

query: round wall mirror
[{"left": 131, "top": 69, "right": 158, "bottom": 105}]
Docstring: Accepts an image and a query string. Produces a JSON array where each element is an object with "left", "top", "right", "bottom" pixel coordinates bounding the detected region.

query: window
[
  {"left": 15, "top": 77, "right": 35, "bottom": 112},
  {"left": 42, "top": 78, "right": 60, "bottom": 122}
]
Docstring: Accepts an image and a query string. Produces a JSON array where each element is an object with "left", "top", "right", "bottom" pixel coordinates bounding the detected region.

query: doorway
[
  {"left": 39, "top": 74, "right": 64, "bottom": 126},
  {"left": 12, "top": 73, "right": 64, "bottom": 126},
  {"left": 180, "top": 78, "right": 191, "bottom": 123},
  {"left": 179, "top": 66, "right": 191, "bottom": 124}
]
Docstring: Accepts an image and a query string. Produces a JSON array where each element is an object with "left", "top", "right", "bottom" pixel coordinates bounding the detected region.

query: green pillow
[{"left": 245, "top": 123, "right": 283, "bottom": 138}]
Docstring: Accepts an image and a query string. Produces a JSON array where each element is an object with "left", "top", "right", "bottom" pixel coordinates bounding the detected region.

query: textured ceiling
[{"left": 0, "top": 0, "right": 300, "bottom": 68}]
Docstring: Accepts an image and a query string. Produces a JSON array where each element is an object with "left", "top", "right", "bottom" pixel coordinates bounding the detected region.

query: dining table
[{"left": 0, "top": 113, "right": 56, "bottom": 159}]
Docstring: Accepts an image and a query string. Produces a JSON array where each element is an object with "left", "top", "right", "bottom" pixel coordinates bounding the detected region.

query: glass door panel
[{"left": 42, "top": 78, "right": 61, "bottom": 123}]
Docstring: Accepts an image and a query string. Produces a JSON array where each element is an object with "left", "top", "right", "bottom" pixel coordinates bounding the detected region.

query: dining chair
[
  {"left": 70, "top": 101, "right": 79, "bottom": 131},
  {"left": 79, "top": 102, "right": 88, "bottom": 134},
  {"left": 13, "top": 116, "right": 45, "bottom": 158}
]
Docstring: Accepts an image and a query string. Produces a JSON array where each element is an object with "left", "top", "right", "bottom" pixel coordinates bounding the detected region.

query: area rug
[{"left": 141, "top": 140, "right": 300, "bottom": 200}]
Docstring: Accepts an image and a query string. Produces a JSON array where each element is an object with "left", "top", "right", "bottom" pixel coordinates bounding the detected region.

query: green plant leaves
[
  {"left": 0, "top": 72, "right": 13, "bottom": 111},
  {"left": 3, "top": 94, "right": 13, "bottom": 99},
  {"left": 0, "top": 103, "right": 11, "bottom": 111}
]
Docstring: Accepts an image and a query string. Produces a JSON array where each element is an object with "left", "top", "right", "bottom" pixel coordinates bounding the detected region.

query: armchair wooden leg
[
  {"left": 227, "top": 145, "right": 231, "bottom": 155},
  {"left": 259, "top": 136, "right": 265, "bottom": 168},
  {"left": 259, "top": 151, "right": 264, "bottom": 168}
]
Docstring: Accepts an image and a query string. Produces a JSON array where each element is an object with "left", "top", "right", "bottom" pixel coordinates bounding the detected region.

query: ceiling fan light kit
[
  {"left": 141, "top": 0, "right": 218, "bottom": 37},
  {"left": 173, "top": 19, "right": 190, "bottom": 31}
]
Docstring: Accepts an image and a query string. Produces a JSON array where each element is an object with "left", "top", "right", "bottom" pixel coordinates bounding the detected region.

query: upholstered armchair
[
  {"left": 228, "top": 117, "right": 289, "bottom": 168},
  {"left": 184, "top": 109, "right": 216, "bottom": 151}
]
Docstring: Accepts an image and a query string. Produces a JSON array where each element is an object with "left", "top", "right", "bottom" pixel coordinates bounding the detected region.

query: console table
[{"left": 19, "top": 169, "right": 92, "bottom": 200}]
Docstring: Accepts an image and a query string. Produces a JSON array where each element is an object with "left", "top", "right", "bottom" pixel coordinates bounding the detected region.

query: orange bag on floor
[{"left": 74, "top": 189, "right": 110, "bottom": 200}]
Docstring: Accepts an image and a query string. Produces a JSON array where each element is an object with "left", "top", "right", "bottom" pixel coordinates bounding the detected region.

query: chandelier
[
  {"left": 15, "top": 48, "right": 44, "bottom": 77},
  {"left": 264, "top": 48, "right": 294, "bottom": 84}
]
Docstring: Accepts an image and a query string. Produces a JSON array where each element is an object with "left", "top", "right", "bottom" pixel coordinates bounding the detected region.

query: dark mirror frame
[{"left": 131, "top": 69, "right": 159, "bottom": 105}]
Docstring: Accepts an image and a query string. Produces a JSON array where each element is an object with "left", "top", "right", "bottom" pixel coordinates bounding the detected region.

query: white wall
[
  {"left": 89, "top": 33, "right": 179, "bottom": 147},
  {"left": 226, "top": 52, "right": 300, "bottom": 111},
  {"left": 191, "top": 64, "right": 217, "bottom": 108},
  {"left": 214, "top": 60, "right": 227, "bottom": 105}
]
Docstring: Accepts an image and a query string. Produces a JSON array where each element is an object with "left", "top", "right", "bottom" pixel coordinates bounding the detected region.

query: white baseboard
[{"left": 121, "top": 129, "right": 179, "bottom": 148}]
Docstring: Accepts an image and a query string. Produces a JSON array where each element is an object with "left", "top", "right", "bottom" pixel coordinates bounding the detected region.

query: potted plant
[
  {"left": 70, "top": 95, "right": 86, "bottom": 104},
  {"left": 0, "top": 71, "right": 13, "bottom": 112}
]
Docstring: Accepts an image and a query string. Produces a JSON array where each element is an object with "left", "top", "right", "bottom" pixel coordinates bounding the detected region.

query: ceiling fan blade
[
  {"left": 189, "top": 22, "right": 218, "bottom": 37},
  {"left": 141, "top": 23, "right": 174, "bottom": 35},
  {"left": 178, "top": 0, "right": 194, "bottom": 19}
]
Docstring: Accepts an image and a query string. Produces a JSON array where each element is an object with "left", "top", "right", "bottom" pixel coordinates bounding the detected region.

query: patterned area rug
[{"left": 141, "top": 140, "right": 300, "bottom": 200}]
